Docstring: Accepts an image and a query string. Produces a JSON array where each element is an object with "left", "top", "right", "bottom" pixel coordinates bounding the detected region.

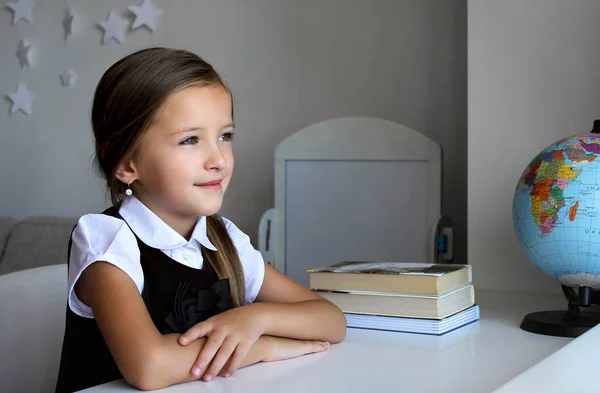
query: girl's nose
[{"left": 205, "top": 144, "right": 227, "bottom": 171}]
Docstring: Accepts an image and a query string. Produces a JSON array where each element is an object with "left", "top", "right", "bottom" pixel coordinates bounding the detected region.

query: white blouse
[{"left": 68, "top": 195, "right": 265, "bottom": 319}]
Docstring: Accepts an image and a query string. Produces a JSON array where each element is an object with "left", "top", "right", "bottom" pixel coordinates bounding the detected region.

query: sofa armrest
[
  {"left": 0, "top": 216, "right": 77, "bottom": 275},
  {"left": 0, "top": 217, "right": 17, "bottom": 256}
]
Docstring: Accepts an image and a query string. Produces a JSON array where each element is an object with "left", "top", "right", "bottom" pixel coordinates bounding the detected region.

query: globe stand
[{"left": 520, "top": 286, "right": 600, "bottom": 337}]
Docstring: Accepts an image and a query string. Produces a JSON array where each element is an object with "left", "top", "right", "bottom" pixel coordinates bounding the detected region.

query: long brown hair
[{"left": 91, "top": 47, "right": 246, "bottom": 306}]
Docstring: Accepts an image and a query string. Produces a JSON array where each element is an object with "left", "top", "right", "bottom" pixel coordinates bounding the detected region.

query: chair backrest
[
  {"left": 270, "top": 117, "right": 444, "bottom": 287},
  {"left": 0, "top": 265, "right": 67, "bottom": 393}
]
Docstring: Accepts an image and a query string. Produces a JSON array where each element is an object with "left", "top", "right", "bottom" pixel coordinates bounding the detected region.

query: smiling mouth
[
  {"left": 197, "top": 179, "right": 222, "bottom": 186},
  {"left": 195, "top": 179, "right": 223, "bottom": 190}
]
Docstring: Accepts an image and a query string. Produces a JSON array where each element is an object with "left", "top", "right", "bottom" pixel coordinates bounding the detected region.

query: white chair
[
  {"left": 0, "top": 264, "right": 67, "bottom": 393},
  {"left": 259, "top": 117, "right": 454, "bottom": 287}
]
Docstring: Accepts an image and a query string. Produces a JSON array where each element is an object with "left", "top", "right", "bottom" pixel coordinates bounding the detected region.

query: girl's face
[{"left": 129, "top": 84, "right": 234, "bottom": 220}]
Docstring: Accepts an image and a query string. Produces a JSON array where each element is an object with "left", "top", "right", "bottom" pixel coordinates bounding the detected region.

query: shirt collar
[{"left": 118, "top": 195, "right": 218, "bottom": 251}]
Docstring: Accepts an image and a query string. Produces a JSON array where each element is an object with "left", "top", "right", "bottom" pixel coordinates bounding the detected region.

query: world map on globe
[{"left": 513, "top": 133, "right": 600, "bottom": 289}]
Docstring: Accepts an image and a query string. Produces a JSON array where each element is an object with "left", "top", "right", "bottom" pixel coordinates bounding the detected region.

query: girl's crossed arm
[
  {"left": 76, "top": 261, "right": 328, "bottom": 391},
  {"left": 178, "top": 262, "right": 347, "bottom": 382}
]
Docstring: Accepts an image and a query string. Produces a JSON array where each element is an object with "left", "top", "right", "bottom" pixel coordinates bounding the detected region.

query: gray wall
[
  {"left": 0, "top": 0, "right": 467, "bottom": 262},
  {"left": 469, "top": 0, "right": 600, "bottom": 293}
]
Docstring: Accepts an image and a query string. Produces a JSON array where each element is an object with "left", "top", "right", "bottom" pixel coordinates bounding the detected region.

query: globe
[{"left": 513, "top": 131, "right": 600, "bottom": 291}]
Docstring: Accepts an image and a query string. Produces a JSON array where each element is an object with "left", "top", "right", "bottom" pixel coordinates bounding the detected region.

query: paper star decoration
[
  {"left": 128, "top": 0, "right": 163, "bottom": 32},
  {"left": 97, "top": 10, "right": 128, "bottom": 44},
  {"left": 6, "top": 83, "right": 34, "bottom": 115},
  {"left": 15, "top": 39, "right": 31, "bottom": 69},
  {"left": 62, "top": 9, "right": 74, "bottom": 41},
  {"left": 59, "top": 68, "right": 77, "bottom": 87},
  {"left": 5, "top": 0, "right": 35, "bottom": 25}
]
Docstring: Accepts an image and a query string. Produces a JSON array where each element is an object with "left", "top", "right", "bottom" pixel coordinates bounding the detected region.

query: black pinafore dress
[{"left": 54, "top": 207, "right": 234, "bottom": 393}]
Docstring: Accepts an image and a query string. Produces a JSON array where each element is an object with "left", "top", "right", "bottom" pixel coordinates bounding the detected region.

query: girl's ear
[{"left": 114, "top": 157, "right": 137, "bottom": 185}]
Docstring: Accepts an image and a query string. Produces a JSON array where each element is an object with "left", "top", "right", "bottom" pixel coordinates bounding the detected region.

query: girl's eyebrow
[
  {"left": 175, "top": 127, "right": 202, "bottom": 134},
  {"left": 174, "top": 122, "right": 235, "bottom": 135}
]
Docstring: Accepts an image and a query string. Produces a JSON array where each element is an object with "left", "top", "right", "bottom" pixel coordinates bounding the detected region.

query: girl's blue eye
[
  {"left": 180, "top": 136, "right": 198, "bottom": 145},
  {"left": 219, "top": 132, "right": 235, "bottom": 142}
]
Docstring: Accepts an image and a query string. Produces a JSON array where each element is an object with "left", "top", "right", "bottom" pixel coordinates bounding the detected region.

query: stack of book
[{"left": 307, "top": 261, "right": 479, "bottom": 336}]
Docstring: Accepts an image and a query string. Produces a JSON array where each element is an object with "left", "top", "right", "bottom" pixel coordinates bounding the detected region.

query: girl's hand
[
  {"left": 262, "top": 336, "right": 330, "bottom": 362},
  {"left": 178, "top": 304, "right": 267, "bottom": 381}
]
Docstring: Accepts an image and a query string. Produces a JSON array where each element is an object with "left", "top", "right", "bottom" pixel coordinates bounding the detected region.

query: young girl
[{"left": 54, "top": 47, "right": 346, "bottom": 393}]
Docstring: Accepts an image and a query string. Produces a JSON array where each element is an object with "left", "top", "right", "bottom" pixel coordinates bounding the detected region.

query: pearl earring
[{"left": 125, "top": 182, "right": 133, "bottom": 196}]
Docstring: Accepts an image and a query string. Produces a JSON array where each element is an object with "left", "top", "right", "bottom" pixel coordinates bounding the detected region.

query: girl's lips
[
  {"left": 196, "top": 179, "right": 222, "bottom": 186},
  {"left": 195, "top": 179, "right": 223, "bottom": 191}
]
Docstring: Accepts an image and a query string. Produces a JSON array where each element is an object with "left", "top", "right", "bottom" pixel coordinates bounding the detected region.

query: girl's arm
[
  {"left": 76, "top": 261, "right": 326, "bottom": 390},
  {"left": 179, "top": 262, "right": 347, "bottom": 381},
  {"left": 253, "top": 262, "right": 347, "bottom": 343}
]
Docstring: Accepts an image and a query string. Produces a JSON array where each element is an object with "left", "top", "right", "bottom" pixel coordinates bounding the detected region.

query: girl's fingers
[
  {"left": 179, "top": 322, "right": 212, "bottom": 345},
  {"left": 203, "top": 337, "right": 238, "bottom": 381},
  {"left": 309, "top": 341, "right": 330, "bottom": 353},
  {"left": 223, "top": 341, "right": 252, "bottom": 377},
  {"left": 263, "top": 338, "right": 330, "bottom": 363},
  {"left": 191, "top": 334, "right": 225, "bottom": 378}
]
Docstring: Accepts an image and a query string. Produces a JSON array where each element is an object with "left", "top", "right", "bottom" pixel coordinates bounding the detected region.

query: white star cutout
[
  {"left": 6, "top": 83, "right": 34, "bottom": 115},
  {"left": 5, "top": 0, "right": 35, "bottom": 25},
  {"left": 62, "top": 9, "right": 74, "bottom": 41},
  {"left": 59, "top": 69, "right": 77, "bottom": 87},
  {"left": 128, "top": 0, "right": 163, "bottom": 32},
  {"left": 97, "top": 10, "right": 128, "bottom": 44},
  {"left": 15, "top": 39, "right": 31, "bottom": 69}
]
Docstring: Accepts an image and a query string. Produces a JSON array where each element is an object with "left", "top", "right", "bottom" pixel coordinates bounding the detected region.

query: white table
[{"left": 79, "top": 290, "right": 594, "bottom": 393}]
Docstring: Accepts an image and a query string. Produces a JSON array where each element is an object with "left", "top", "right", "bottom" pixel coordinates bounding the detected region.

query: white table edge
[{"left": 494, "top": 322, "right": 600, "bottom": 392}]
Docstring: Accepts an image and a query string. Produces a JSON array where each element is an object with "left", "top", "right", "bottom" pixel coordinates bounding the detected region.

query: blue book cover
[{"left": 344, "top": 304, "right": 480, "bottom": 336}]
